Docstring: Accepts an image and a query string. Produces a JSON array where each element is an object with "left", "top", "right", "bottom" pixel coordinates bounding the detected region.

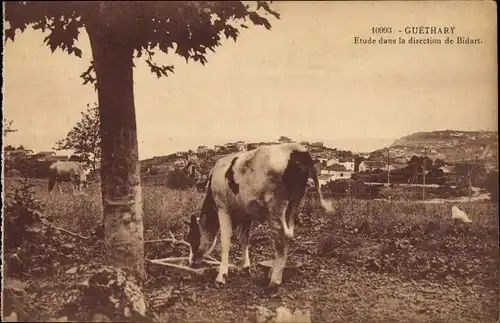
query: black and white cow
[{"left": 184, "top": 143, "right": 334, "bottom": 287}]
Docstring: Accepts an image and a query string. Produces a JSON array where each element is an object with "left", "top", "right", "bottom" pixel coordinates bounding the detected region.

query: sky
[{"left": 2, "top": 1, "right": 497, "bottom": 160}]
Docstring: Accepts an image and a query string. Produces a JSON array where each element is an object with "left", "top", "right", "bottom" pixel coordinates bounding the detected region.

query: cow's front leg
[
  {"left": 239, "top": 220, "right": 253, "bottom": 274},
  {"left": 268, "top": 230, "right": 288, "bottom": 288},
  {"left": 58, "top": 182, "right": 63, "bottom": 194},
  {"left": 216, "top": 209, "right": 232, "bottom": 285}
]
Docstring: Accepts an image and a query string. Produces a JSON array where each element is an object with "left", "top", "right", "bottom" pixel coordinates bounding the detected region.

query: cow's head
[
  {"left": 184, "top": 214, "right": 203, "bottom": 266},
  {"left": 184, "top": 214, "right": 217, "bottom": 267}
]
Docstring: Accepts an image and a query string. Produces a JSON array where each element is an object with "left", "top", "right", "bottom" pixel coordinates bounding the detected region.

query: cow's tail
[{"left": 303, "top": 151, "right": 335, "bottom": 214}]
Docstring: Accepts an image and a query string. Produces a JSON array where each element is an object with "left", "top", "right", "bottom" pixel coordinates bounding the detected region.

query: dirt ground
[
  {"left": 142, "top": 223, "right": 499, "bottom": 323},
  {"left": 12, "top": 220, "right": 496, "bottom": 323}
]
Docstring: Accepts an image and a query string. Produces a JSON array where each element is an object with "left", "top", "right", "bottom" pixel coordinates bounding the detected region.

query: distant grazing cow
[
  {"left": 184, "top": 143, "right": 334, "bottom": 287},
  {"left": 48, "top": 161, "right": 88, "bottom": 194}
]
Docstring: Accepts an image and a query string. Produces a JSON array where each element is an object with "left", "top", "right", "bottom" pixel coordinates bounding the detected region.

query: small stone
[{"left": 66, "top": 267, "right": 78, "bottom": 274}]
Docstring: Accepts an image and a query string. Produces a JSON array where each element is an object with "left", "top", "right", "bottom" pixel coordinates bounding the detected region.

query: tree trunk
[{"left": 86, "top": 15, "right": 144, "bottom": 280}]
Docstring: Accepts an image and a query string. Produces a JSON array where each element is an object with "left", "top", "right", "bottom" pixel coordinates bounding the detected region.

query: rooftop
[{"left": 326, "top": 164, "right": 348, "bottom": 171}]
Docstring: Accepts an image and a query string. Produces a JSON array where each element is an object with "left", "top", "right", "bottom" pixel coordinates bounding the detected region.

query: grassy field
[{"left": 3, "top": 177, "right": 499, "bottom": 322}]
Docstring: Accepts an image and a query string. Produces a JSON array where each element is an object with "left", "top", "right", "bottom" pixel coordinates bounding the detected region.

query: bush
[
  {"left": 4, "top": 178, "right": 45, "bottom": 250},
  {"left": 16, "top": 158, "right": 53, "bottom": 178},
  {"left": 165, "top": 169, "right": 195, "bottom": 190},
  {"left": 479, "top": 170, "right": 499, "bottom": 201}
]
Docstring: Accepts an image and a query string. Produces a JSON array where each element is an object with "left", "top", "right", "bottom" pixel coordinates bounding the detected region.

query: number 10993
[{"left": 372, "top": 27, "right": 392, "bottom": 34}]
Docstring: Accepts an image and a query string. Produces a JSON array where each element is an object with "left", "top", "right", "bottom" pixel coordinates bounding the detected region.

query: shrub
[
  {"left": 4, "top": 178, "right": 45, "bottom": 250},
  {"left": 165, "top": 169, "right": 195, "bottom": 190},
  {"left": 479, "top": 170, "right": 499, "bottom": 201}
]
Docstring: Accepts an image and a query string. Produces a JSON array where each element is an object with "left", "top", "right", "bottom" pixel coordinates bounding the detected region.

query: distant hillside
[{"left": 370, "top": 130, "right": 498, "bottom": 164}]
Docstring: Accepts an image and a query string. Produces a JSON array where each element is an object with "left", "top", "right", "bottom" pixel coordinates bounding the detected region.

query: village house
[
  {"left": 235, "top": 141, "right": 247, "bottom": 151},
  {"left": 392, "top": 156, "right": 408, "bottom": 164},
  {"left": 225, "top": 142, "right": 238, "bottom": 151},
  {"left": 247, "top": 143, "right": 259, "bottom": 150},
  {"left": 316, "top": 157, "right": 340, "bottom": 168},
  {"left": 176, "top": 151, "right": 189, "bottom": 158},
  {"left": 338, "top": 158, "right": 355, "bottom": 171},
  {"left": 320, "top": 164, "right": 352, "bottom": 181},
  {"left": 197, "top": 145, "right": 208, "bottom": 155},
  {"left": 359, "top": 160, "right": 387, "bottom": 172},
  {"left": 214, "top": 145, "right": 224, "bottom": 153}
]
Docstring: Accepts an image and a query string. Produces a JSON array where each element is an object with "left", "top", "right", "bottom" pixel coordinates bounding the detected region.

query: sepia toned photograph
[{"left": 2, "top": 1, "right": 498, "bottom": 322}]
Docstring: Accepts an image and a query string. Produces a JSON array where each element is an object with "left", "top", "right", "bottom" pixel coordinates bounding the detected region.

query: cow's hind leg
[{"left": 216, "top": 209, "right": 233, "bottom": 285}]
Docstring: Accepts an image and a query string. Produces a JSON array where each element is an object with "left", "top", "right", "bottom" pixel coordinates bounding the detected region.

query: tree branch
[{"left": 40, "top": 219, "right": 90, "bottom": 240}]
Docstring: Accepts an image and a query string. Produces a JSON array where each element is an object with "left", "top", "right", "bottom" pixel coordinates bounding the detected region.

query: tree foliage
[
  {"left": 278, "top": 136, "right": 293, "bottom": 142},
  {"left": 337, "top": 150, "right": 353, "bottom": 158},
  {"left": 54, "top": 103, "right": 101, "bottom": 172},
  {"left": 4, "top": 1, "right": 280, "bottom": 87},
  {"left": 434, "top": 158, "right": 446, "bottom": 168},
  {"left": 408, "top": 155, "right": 434, "bottom": 169}
]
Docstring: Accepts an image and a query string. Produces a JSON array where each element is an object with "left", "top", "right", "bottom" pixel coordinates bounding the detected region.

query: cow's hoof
[{"left": 215, "top": 273, "right": 227, "bottom": 286}]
